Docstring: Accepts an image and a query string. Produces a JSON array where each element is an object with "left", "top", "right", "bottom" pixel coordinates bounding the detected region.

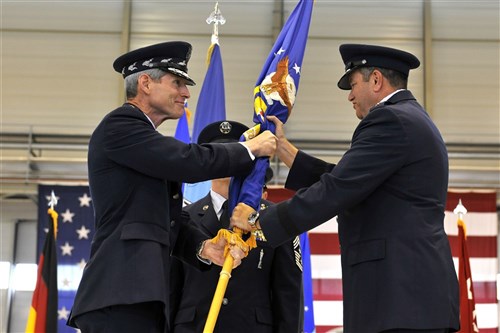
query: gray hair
[
  {"left": 358, "top": 67, "right": 408, "bottom": 89},
  {"left": 124, "top": 68, "right": 167, "bottom": 99}
]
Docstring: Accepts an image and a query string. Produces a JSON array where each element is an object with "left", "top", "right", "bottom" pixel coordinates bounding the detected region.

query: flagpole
[
  {"left": 454, "top": 199, "right": 479, "bottom": 332},
  {"left": 203, "top": 231, "right": 239, "bottom": 333},
  {"left": 206, "top": 1, "right": 225, "bottom": 45},
  {"left": 48, "top": 190, "right": 59, "bottom": 238},
  {"left": 200, "top": 3, "right": 234, "bottom": 332},
  {"left": 182, "top": 1, "right": 227, "bottom": 203}
]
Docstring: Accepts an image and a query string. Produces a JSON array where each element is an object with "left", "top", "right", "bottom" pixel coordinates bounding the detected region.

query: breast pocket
[{"left": 347, "top": 238, "right": 385, "bottom": 266}]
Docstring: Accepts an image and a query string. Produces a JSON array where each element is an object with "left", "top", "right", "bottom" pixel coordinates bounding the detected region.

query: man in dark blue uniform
[
  {"left": 67, "top": 41, "right": 277, "bottom": 333},
  {"left": 231, "top": 44, "right": 460, "bottom": 333},
  {"left": 170, "top": 120, "right": 304, "bottom": 333}
]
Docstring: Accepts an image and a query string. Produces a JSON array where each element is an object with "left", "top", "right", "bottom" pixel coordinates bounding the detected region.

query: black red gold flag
[{"left": 25, "top": 208, "right": 58, "bottom": 333}]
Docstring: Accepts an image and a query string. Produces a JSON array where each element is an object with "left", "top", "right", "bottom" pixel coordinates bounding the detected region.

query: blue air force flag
[{"left": 229, "top": 0, "right": 315, "bottom": 213}]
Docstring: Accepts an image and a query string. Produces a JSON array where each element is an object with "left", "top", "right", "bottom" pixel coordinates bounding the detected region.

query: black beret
[
  {"left": 113, "top": 41, "right": 196, "bottom": 86},
  {"left": 197, "top": 120, "right": 249, "bottom": 144},
  {"left": 337, "top": 44, "right": 420, "bottom": 90}
]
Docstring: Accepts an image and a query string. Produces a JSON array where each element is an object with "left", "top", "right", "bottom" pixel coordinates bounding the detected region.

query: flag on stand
[
  {"left": 228, "top": 0, "right": 314, "bottom": 215},
  {"left": 26, "top": 201, "right": 59, "bottom": 333},
  {"left": 454, "top": 199, "right": 479, "bottom": 333},
  {"left": 181, "top": 9, "right": 227, "bottom": 203},
  {"left": 446, "top": 191, "right": 498, "bottom": 333},
  {"left": 36, "top": 185, "right": 95, "bottom": 333},
  {"left": 190, "top": 42, "right": 226, "bottom": 144}
]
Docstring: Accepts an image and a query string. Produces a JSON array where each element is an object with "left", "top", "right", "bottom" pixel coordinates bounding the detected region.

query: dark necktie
[{"left": 220, "top": 200, "right": 230, "bottom": 229}]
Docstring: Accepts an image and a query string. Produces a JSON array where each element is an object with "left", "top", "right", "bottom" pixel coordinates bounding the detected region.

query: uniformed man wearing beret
[
  {"left": 231, "top": 44, "right": 460, "bottom": 332},
  {"left": 66, "top": 41, "right": 277, "bottom": 333},
  {"left": 170, "top": 120, "right": 304, "bottom": 333}
]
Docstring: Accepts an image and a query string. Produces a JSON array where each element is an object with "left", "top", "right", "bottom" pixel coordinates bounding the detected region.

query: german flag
[{"left": 25, "top": 208, "right": 58, "bottom": 333}]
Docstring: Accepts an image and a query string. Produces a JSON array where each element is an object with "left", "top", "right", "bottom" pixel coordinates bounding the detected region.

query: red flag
[
  {"left": 26, "top": 208, "right": 58, "bottom": 333},
  {"left": 457, "top": 217, "right": 479, "bottom": 333}
]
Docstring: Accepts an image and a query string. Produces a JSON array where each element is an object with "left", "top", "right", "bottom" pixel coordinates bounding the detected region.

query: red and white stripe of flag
[{"left": 307, "top": 190, "right": 498, "bottom": 333}]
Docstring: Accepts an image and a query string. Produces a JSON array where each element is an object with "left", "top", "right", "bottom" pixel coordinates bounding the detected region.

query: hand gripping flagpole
[{"left": 204, "top": 227, "right": 256, "bottom": 333}]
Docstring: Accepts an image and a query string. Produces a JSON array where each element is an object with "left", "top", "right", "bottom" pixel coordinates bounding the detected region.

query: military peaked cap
[
  {"left": 337, "top": 44, "right": 420, "bottom": 90},
  {"left": 113, "top": 41, "right": 196, "bottom": 85},
  {"left": 197, "top": 120, "right": 249, "bottom": 144}
]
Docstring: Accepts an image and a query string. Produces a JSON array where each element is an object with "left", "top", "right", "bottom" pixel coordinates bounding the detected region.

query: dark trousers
[{"left": 73, "top": 301, "right": 165, "bottom": 333}]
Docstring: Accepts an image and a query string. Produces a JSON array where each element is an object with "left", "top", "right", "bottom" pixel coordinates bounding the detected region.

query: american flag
[
  {"left": 37, "top": 185, "right": 94, "bottom": 333},
  {"left": 268, "top": 188, "right": 498, "bottom": 333},
  {"left": 37, "top": 185, "right": 497, "bottom": 332}
]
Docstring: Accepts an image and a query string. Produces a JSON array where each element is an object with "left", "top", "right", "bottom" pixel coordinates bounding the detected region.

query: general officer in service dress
[
  {"left": 170, "top": 120, "right": 304, "bottom": 333},
  {"left": 231, "top": 44, "right": 460, "bottom": 333},
  {"left": 67, "top": 41, "right": 277, "bottom": 333}
]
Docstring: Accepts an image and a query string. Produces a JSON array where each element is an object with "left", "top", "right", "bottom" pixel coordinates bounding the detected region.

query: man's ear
[
  {"left": 137, "top": 74, "right": 151, "bottom": 93},
  {"left": 372, "top": 70, "right": 383, "bottom": 92}
]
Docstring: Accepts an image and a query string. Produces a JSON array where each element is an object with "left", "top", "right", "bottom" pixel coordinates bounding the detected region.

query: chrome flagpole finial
[
  {"left": 453, "top": 198, "right": 467, "bottom": 219},
  {"left": 206, "top": 2, "right": 226, "bottom": 44},
  {"left": 48, "top": 190, "right": 58, "bottom": 210}
]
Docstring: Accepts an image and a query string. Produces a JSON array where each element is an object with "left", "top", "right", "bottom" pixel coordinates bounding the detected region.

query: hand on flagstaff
[
  {"left": 230, "top": 202, "right": 257, "bottom": 233},
  {"left": 243, "top": 130, "right": 277, "bottom": 157},
  {"left": 201, "top": 237, "right": 245, "bottom": 268},
  {"left": 266, "top": 115, "right": 285, "bottom": 141},
  {"left": 228, "top": 241, "right": 248, "bottom": 268},
  {"left": 200, "top": 238, "right": 225, "bottom": 266},
  {"left": 266, "top": 115, "right": 298, "bottom": 168}
]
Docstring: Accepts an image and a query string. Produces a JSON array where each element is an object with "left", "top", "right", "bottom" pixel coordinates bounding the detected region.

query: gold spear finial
[{"left": 206, "top": 2, "right": 226, "bottom": 45}]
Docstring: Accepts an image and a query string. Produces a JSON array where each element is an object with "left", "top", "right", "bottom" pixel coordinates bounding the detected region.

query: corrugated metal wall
[{"left": 3, "top": 0, "right": 498, "bottom": 141}]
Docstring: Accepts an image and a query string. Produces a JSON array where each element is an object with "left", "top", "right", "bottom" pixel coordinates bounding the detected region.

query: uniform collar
[
  {"left": 210, "top": 190, "right": 227, "bottom": 216},
  {"left": 376, "top": 89, "right": 405, "bottom": 106}
]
